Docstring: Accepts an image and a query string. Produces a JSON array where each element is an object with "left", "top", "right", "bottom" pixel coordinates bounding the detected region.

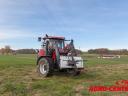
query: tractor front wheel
[{"left": 37, "top": 57, "right": 53, "bottom": 77}]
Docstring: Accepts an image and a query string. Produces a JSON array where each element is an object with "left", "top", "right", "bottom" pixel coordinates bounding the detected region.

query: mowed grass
[{"left": 0, "top": 54, "right": 128, "bottom": 96}]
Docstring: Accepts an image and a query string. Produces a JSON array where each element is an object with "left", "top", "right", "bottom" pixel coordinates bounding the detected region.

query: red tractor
[{"left": 37, "top": 34, "right": 84, "bottom": 77}]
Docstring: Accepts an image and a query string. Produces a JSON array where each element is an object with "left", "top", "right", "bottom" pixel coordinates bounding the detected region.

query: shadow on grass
[{"left": 48, "top": 70, "right": 100, "bottom": 81}]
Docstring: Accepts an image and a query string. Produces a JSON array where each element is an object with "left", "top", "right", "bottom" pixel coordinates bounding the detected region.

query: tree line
[
  {"left": 1, "top": 46, "right": 127, "bottom": 55},
  {"left": 88, "top": 48, "right": 128, "bottom": 55},
  {"left": 0, "top": 45, "right": 82, "bottom": 55},
  {"left": 16, "top": 49, "right": 36, "bottom": 54},
  {"left": 0, "top": 45, "right": 36, "bottom": 55}
]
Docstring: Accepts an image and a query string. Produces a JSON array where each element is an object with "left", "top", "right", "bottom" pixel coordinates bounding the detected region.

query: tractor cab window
[{"left": 55, "top": 40, "right": 64, "bottom": 49}]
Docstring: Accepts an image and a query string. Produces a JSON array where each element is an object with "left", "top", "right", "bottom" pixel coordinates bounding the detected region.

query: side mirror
[{"left": 38, "top": 37, "right": 41, "bottom": 42}]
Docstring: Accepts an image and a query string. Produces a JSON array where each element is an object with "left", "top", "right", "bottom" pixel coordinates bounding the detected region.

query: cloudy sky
[{"left": 0, "top": 0, "right": 128, "bottom": 51}]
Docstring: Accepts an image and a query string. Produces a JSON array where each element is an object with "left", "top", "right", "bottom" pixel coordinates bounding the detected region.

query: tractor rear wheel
[{"left": 37, "top": 57, "right": 53, "bottom": 77}]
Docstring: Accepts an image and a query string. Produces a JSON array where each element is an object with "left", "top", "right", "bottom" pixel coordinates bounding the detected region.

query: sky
[{"left": 0, "top": 0, "right": 128, "bottom": 51}]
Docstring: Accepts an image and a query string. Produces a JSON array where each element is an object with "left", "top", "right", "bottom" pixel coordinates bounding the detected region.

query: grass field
[{"left": 1, "top": 54, "right": 128, "bottom": 96}]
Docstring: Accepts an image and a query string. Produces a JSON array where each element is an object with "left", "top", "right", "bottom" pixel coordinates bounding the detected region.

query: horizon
[
  {"left": 0, "top": 0, "right": 128, "bottom": 51},
  {"left": 1, "top": 46, "right": 128, "bottom": 52}
]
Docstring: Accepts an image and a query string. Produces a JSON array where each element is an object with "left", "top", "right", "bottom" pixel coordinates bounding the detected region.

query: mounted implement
[{"left": 37, "top": 34, "right": 84, "bottom": 77}]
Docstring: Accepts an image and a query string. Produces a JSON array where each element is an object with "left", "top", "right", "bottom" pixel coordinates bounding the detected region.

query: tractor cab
[{"left": 40, "top": 35, "right": 70, "bottom": 56}]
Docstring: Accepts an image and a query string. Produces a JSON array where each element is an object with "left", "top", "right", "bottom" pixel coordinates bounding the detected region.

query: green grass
[
  {"left": 0, "top": 54, "right": 128, "bottom": 96},
  {"left": 82, "top": 54, "right": 128, "bottom": 66}
]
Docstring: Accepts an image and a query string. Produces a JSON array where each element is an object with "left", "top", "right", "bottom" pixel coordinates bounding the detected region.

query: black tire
[{"left": 37, "top": 57, "right": 53, "bottom": 77}]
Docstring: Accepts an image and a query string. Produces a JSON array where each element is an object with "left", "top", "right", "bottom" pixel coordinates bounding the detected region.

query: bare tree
[
  {"left": 4, "top": 45, "right": 11, "bottom": 55},
  {"left": 0, "top": 48, "right": 5, "bottom": 55}
]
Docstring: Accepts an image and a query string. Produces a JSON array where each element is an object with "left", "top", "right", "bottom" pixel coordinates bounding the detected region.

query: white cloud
[
  {"left": 0, "top": 31, "right": 20, "bottom": 40},
  {"left": 0, "top": 28, "right": 40, "bottom": 49},
  {"left": 0, "top": 29, "right": 37, "bottom": 40}
]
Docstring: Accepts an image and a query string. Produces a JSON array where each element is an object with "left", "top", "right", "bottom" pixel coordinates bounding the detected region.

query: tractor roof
[{"left": 43, "top": 36, "right": 65, "bottom": 40}]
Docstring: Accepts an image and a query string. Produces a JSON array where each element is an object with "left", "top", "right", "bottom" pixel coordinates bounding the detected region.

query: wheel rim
[
  {"left": 39, "top": 59, "right": 49, "bottom": 75},
  {"left": 40, "top": 64, "right": 47, "bottom": 74}
]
